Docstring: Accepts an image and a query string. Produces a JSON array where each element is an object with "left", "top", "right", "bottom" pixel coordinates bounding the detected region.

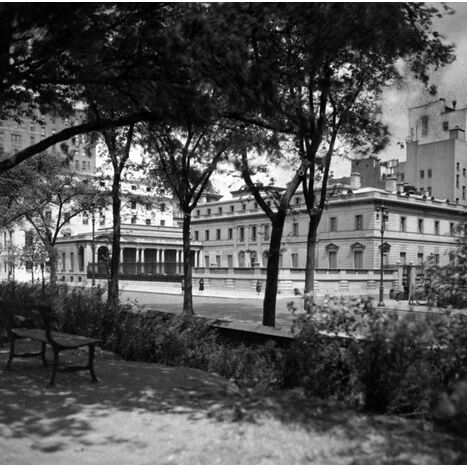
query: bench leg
[
  {"left": 48, "top": 350, "right": 59, "bottom": 387},
  {"left": 5, "top": 338, "right": 15, "bottom": 370},
  {"left": 40, "top": 342, "right": 47, "bottom": 366},
  {"left": 88, "top": 344, "right": 98, "bottom": 383}
]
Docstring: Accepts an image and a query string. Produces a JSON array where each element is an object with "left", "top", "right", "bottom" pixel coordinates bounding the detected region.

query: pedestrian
[
  {"left": 198, "top": 278, "right": 204, "bottom": 294},
  {"left": 256, "top": 280, "right": 262, "bottom": 295},
  {"left": 181, "top": 279, "right": 185, "bottom": 295}
]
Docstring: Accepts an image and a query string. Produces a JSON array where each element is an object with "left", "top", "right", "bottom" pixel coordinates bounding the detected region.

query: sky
[{"left": 215, "top": 2, "right": 467, "bottom": 195}]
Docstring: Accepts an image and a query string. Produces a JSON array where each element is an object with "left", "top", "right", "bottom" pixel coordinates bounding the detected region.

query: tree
[
  {"left": 201, "top": 2, "right": 455, "bottom": 326},
  {"left": 427, "top": 221, "right": 467, "bottom": 308},
  {"left": 144, "top": 118, "right": 237, "bottom": 315},
  {"left": 19, "top": 231, "right": 48, "bottom": 285},
  {"left": 0, "top": 152, "right": 104, "bottom": 285}
]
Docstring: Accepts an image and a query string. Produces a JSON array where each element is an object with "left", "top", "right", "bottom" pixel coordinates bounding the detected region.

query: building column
[
  {"left": 140, "top": 248, "right": 145, "bottom": 274},
  {"left": 160, "top": 249, "right": 165, "bottom": 274}
]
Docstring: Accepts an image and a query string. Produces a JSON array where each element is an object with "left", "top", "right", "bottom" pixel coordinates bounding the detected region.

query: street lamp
[
  {"left": 376, "top": 204, "right": 389, "bottom": 307},
  {"left": 91, "top": 209, "right": 96, "bottom": 286}
]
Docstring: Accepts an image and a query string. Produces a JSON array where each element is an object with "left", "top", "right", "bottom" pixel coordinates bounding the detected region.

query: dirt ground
[{"left": 0, "top": 342, "right": 465, "bottom": 464}]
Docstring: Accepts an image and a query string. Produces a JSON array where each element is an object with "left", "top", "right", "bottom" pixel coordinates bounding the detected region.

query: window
[
  {"left": 215, "top": 255, "right": 221, "bottom": 267},
  {"left": 230, "top": 205, "right": 234, "bottom": 213},
  {"left": 328, "top": 251, "right": 337, "bottom": 269},
  {"left": 64, "top": 212, "right": 71, "bottom": 224},
  {"left": 434, "top": 220, "right": 439, "bottom": 235},
  {"left": 196, "top": 209, "right": 200, "bottom": 217},
  {"left": 45, "top": 211, "right": 52, "bottom": 221},
  {"left": 100, "top": 181, "right": 105, "bottom": 187},
  {"left": 207, "top": 208, "right": 211, "bottom": 215},
  {"left": 11, "top": 133, "right": 22, "bottom": 145},
  {"left": 418, "top": 218, "right": 424, "bottom": 233},
  {"left": 400, "top": 172, "right": 405, "bottom": 182},
  {"left": 443, "top": 121, "right": 449, "bottom": 131},
  {"left": 218, "top": 207, "right": 223, "bottom": 214},
  {"left": 456, "top": 174, "right": 459, "bottom": 188},
  {"left": 353, "top": 250, "right": 363, "bottom": 269},
  {"left": 131, "top": 185, "right": 136, "bottom": 190},
  {"left": 420, "top": 169, "right": 424, "bottom": 179},
  {"left": 355, "top": 215, "right": 363, "bottom": 230},
  {"left": 75, "top": 160, "right": 79, "bottom": 170},
  {"left": 160, "top": 219, "right": 165, "bottom": 226},
  {"left": 83, "top": 214, "right": 89, "bottom": 225},
  {"left": 146, "top": 203, "right": 151, "bottom": 211},
  {"left": 450, "top": 222, "right": 455, "bottom": 236},
  {"left": 330, "top": 217, "right": 337, "bottom": 232},
  {"left": 146, "top": 187, "right": 151, "bottom": 192},
  {"left": 400, "top": 216, "right": 406, "bottom": 232},
  {"left": 228, "top": 228, "right": 233, "bottom": 240},
  {"left": 227, "top": 255, "right": 233, "bottom": 267},
  {"left": 428, "top": 169, "right": 432, "bottom": 178},
  {"left": 130, "top": 200, "right": 137, "bottom": 209},
  {"left": 421, "top": 115, "right": 429, "bottom": 136},
  {"left": 30, "top": 136, "right": 35, "bottom": 145},
  {"left": 457, "top": 162, "right": 460, "bottom": 172},
  {"left": 400, "top": 252, "right": 406, "bottom": 265},
  {"left": 99, "top": 215, "right": 105, "bottom": 226},
  {"left": 131, "top": 216, "right": 137, "bottom": 224},
  {"left": 295, "top": 197, "right": 300, "bottom": 205},
  {"left": 291, "top": 253, "right": 299, "bottom": 268},
  {"left": 194, "top": 231, "right": 199, "bottom": 241},
  {"left": 242, "top": 204, "right": 246, "bottom": 211},
  {"left": 264, "top": 224, "right": 270, "bottom": 240},
  {"left": 70, "top": 252, "right": 74, "bottom": 271},
  {"left": 82, "top": 160, "right": 86, "bottom": 170},
  {"left": 205, "top": 230, "right": 210, "bottom": 241},
  {"left": 292, "top": 222, "right": 299, "bottom": 236},
  {"left": 160, "top": 203, "right": 166, "bottom": 212},
  {"left": 61, "top": 253, "right": 66, "bottom": 271},
  {"left": 40, "top": 125, "right": 46, "bottom": 136},
  {"left": 216, "top": 229, "right": 221, "bottom": 240},
  {"left": 463, "top": 186, "right": 466, "bottom": 201},
  {"left": 254, "top": 202, "right": 258, "bottom": 210},
  {"left": 239, "top": 226, "right": 244, "bottom": 242},
  {"left": 251, "top": 225, "right": 257, "bottom": 241},
  {"left": 418, "top": 253, "right": 424, "bottom": 265},
  {"left": 463, "top": 168, "right": 466, "bottom": 177},
  {"left": 145, "top": 219, "right": 151, "bottom": 225}
]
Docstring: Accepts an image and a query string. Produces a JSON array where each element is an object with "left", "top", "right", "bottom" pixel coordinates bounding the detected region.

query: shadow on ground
[{"left": 0, "top": 341, "right": 465, "bottom": 464}]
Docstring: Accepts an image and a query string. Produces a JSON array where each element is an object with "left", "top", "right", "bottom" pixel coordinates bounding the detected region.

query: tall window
[
  {"left": 131, "top": 200, "right": 137, "bottom": 209},
  {"left": 239, "top": 227, "right": 244, "bottom": 242},
  {"left": 428, "top": 169, "right": 432, "bottom": 178},
  {"left": 400, "top": 252, "right": 406, "bottom": 265},
  {"left": 353, "top": 250, "right": 363, "bottom": 269},
  {"left": 228, "top": 228, "right": 233, "bottom": 240},
  {"left": 251, "top": 225, "right": 257, "bottom": 241},
  {"left": 292, "top": 222, "right": 299, "bottom": 236},
  {"left": 194, "top": 231, "right": 199, "bottom": 241},
  {"left": 291, "top": 253, "right": 299, "bottom": 268},
  {"left": 330, "top": 217, "right": 337, "bottom": 232},
  {"left": 400, "top": 216, "right": 406, "bottom": 232},
  {"left": 418, "top": 253, "right": 424, "bottom": 265},
  {"left": 443, "top": 121, "right": 449, "bottom": 131},
  {"left": 421, "top": 115, "right": 429, "bottom": 136},
  {"left": 328, "top": 251, "right": 337, "bottom": 269},
  {"left": 61, "top": 253, "right": 66, "bottom": 271},
  {"left": 264, "top": 224, "right": 270, "bottom": 240},
  {"left": 355, "top": 215, "right": 363, "bottom": 230},
  {"left": 64, "top": 212, "right": 71, "bottom": 224},
  {"left": 205, "top": 230, "right": 210, "bottom": 241},
  {"left": 131, "top": 216, "right": 136, "bottom": 224},
  {"left": 434, "top": 220, "right": 440, "bottom": 235},
  {"left": 70, "top": 252, "right": 74, "bottom": 271},
  {"left": 216, "top": 229, "right": 221, "bottom": 240},
  {"left": 83, "top": 213, "right": 89, "bottom": 225},
  {"left": 417, "top": 218, "right": 424, "bottom": 233},
  {"left": 456, "top": 174, "right": 460, "bottom": 188},
  {"left": 420, "top": 169, "right": 424, "bottom": 179},
  {"left": 450, "top": 222, "right": 455, "bottom": 236}
]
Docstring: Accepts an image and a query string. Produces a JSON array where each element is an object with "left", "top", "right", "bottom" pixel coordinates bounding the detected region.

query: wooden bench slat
[{"left": 12, "top": 328, "right": 100, "bottom": 348}]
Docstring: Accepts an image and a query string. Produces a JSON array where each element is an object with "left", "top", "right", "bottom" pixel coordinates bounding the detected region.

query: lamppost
[
  {"left": 376, "top": 204, "right": 389, "bottom": 307},
  {"left": 91, "top": 209, "right": 96, "bottom": 287}
]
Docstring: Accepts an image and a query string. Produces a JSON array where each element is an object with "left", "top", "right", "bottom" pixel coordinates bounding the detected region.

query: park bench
[{"left": 1, "top": 302, "right": 101, "bottom": 386}]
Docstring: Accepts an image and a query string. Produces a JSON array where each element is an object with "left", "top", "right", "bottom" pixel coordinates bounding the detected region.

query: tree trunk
[
  {"left": 263, "top": 211, "right": 286, "bottom": 327},
  {"left": 108, "top": 170, "right": 121, "bottom": 309},
  {"left": 48, "top": 246, "right": 57, "bottom": 286},
  {"left": 182, "top": 212, "right": 194, "bottom": 315},
  {"left": 304, "top": 214, "right": 321, "bottom": 294}
]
